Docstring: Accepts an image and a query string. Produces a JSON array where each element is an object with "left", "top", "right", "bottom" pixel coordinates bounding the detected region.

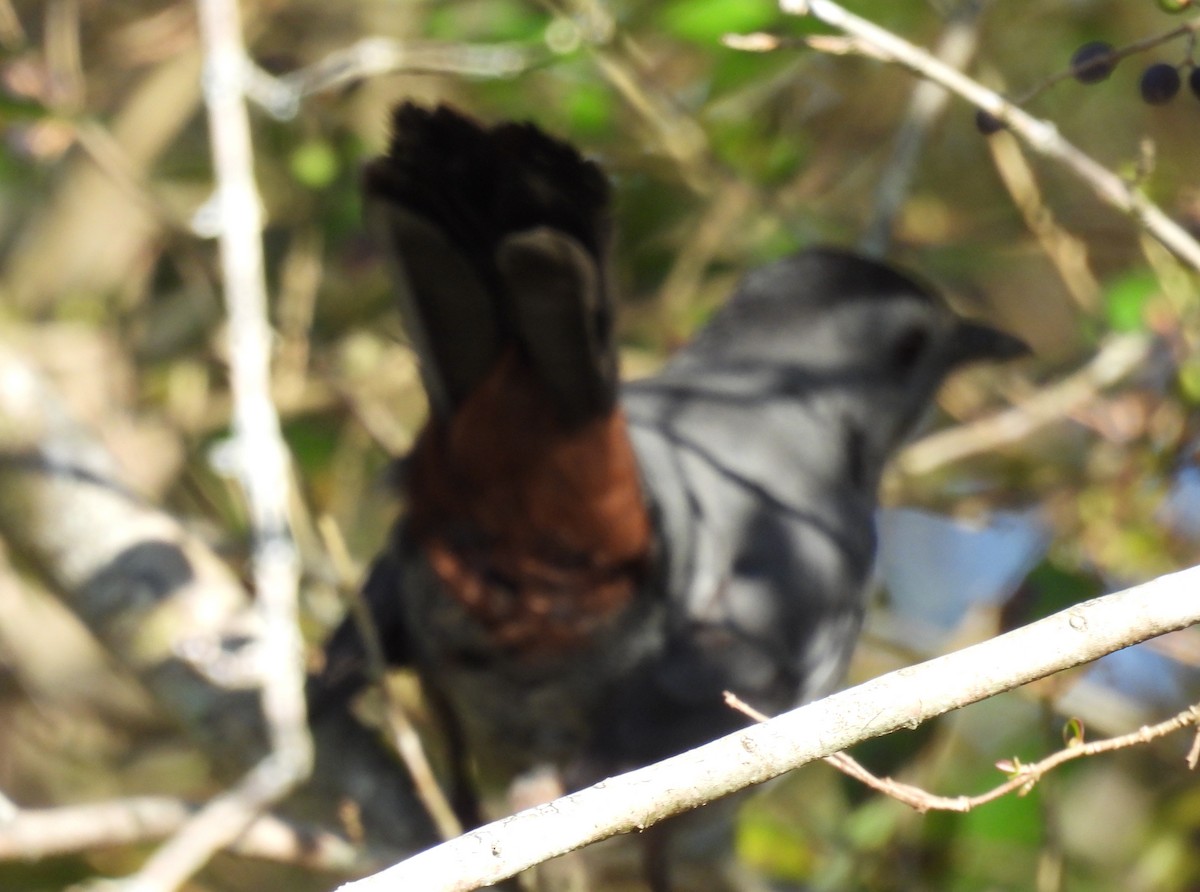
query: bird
[{"left": 314, "top": 102, "right": 1028, "bottom": 890}]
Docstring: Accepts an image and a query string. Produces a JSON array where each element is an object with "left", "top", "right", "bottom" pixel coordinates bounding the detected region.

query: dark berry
[
  {"left": 1190, "top": 67, "right": 1200, "bottom": 101},
  {"left": 1140, "top": 63, "right": 1182, "bottom": 105},
  {"left": 975, "top": 109, "right": 1006, "bottom": 135},
  {"left": 1070, "top": 41, "right": 1116, "bottom": 84}
]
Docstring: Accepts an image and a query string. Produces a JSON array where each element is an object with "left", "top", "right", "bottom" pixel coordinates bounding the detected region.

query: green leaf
[
  {"left": 1103, "top": 270, "right": 1157, "bottom": 332},
  {"left": 563, "top": 83, "right": 614, "bottom": 136},
  {"left": 1177, "top": 358, "right": 1200, "bottom": 404},
  {"left": 290, "top": 141, "right": 339, "bottom": 189},
  {"left": 1063, "top": 717, "right": 1085, "bottom": 748},
  {"left": 658, "top": 0, "right": 777, "bottom": 44},
  {"left": 0, "top": 92, "right": 50, "bottom": 121},
  {"left": 426, "top": 0, "right": 545, "bottom": 42}
]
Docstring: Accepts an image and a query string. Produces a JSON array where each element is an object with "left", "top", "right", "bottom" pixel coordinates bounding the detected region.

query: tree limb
[
  {"left": 111, "top": 0, "right": 314, "bottom": 887},
  {"left": 342, "top": 566, "right": 1200, "bottom": 892},
  {"left": 0, "top": 796, "right": 368, "bottom": 872},
  {"left": 0, "top": 344, "right": 437, "bottom": 873}
]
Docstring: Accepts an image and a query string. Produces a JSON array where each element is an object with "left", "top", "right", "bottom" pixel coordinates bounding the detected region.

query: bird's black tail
[{"left": 362, "top": 103, "right": 618, "bottom": 425}]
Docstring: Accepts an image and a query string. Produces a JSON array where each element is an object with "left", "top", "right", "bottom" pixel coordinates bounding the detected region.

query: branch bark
[
  {"left": 0, "top": 343, "right": 437, "bottom": 871},
  {"left": 342, "top": 566, "right": 1200, "bottom": 892},
  {"left": 0, "top": 797, "right": 365, "bottom": 872}
]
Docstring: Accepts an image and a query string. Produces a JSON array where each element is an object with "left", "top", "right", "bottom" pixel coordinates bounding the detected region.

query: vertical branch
[
  {"left": 860, "top": 0, "right": 988, "bottom": 258},
  {"left": 115, "top": 0, "right": 312, "bottom": 888},
  {"left": 196, "top": 0, "right": 311, "bottom": 797},
  {"left": 196, "top": 0, "right": 310, "bottom": 795}
]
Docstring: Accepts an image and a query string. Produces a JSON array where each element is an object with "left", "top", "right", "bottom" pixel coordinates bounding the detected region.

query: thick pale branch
[
  {"left": 0, "top": 344, "right": 263, "bottom": 762},
  {"left": 343, "top": 567, "right": 1200, "bottom": 892},
  {"left": 0, "top": 797, "right": 365, "bottom": 871},
  {"left": 0, "top": 344, "right": 437, "bottom": 867}
]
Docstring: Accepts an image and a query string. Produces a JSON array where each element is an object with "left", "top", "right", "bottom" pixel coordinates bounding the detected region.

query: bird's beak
[{"left": 948, "top": 320, "right": 1030, "bottom": 368}]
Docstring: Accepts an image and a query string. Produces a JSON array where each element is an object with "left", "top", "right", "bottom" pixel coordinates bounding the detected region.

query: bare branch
[
  {"left": 342, "top": 566, "right": 1200, "bottom": 892},
  {"left": 0, "top": 789, "right": 17, "bottom": 822},
  {"left": 87, "top": 0, "right": 310, "bottom": 885},
  {"left": 741, "top": 1, "right": 1200, "bottom": 271},
  {"left": 898, "top": 332, "right": 1155, "bottom": 475},
  {"left": 245, "top": 39, "right": 537, "bottom": 120},
  {"left": 860, "top": 0, "right": 989, "bottom": 258},
  {"left": 0, "top": 796, "right": 368, "bottom": 872},
  {"left": 727, "top": 694, "right": 1200, "bottom": 813},
  {"left": 984, "top": 126, "right": 1103, "bottom": 313},
  {"left": 540, "top": 0, "right": 719, "bottom": 193},
  {"left": 0, "top": 0, "right": 24, "bottom": 49},
  {"left": 0, "top": 340, "right": 436, "bottom": 878},
  {"left": 317, "top": 516, "right": 462, "bottom": 841},
  {"left": 281, "top": 39, "right": 532, "bottom": 95}
]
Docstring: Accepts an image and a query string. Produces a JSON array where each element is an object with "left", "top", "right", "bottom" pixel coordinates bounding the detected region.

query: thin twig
[
  {"left": 985, "top": 121, "right": 1102, "bottom": 313},
  {"left": 540, "top": 0, "right": 719, "bottom": 194},
  {"left": 897, "top": 332, "right": 1154, "bottom": 476},
  {"left": 0, "top": 0, "right": 25, "bottom": 48},
  {"left": 0, "top": 790, "right": 16, "bottom": 823},
  {"left": 241, "top": 39, "right": 536, "bottom": 120},
  {"left": 861, "top": 0, "right": 989, "bottom": 257},
  {"left": 726, "top": 694, "right": 1200, "bottom": 813},
  {"left": 70, "top": 119, "right": 198, "bottom": 234},
  {"left": 113, "top": 0, "right": 310, "bottom": 889},
  {"left": 1011, "top": 17, "right": 1200, "bottom": 107},
  {"left": 740, "top": 1, "right": 1200, "bottom": 271},
  {"left": 44, "top": 0, "right": 84, "bottom": 112},
  {"left": 200, "top": 0, "right": 310, "bottom": 796},
  {"left": 317, "top": 516, "right": 463, "bottom": 841},
  {"left": 655, "top": 179, "right": 754, "bottom": 334},
  {"left": 274, "top": 227, "right": 323, "bottom": 408}
]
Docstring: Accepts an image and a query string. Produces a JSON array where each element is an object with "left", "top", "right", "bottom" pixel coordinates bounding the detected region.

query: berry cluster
[
  {"left": 975, "top": 8, "right": 1200, "bottom": 135},
  {"left": 1068, "top": 39, "right": 1200, "bottom": 106}
]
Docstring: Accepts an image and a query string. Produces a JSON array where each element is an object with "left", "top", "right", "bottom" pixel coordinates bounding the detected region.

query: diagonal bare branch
[{"left": 342, "top": 565, "right": 1200, "bottom": 892}]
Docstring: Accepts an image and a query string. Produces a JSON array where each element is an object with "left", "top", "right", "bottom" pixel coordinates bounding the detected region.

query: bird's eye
[{"left": 889, "top": 325, "right": 930, "bottom": 374}]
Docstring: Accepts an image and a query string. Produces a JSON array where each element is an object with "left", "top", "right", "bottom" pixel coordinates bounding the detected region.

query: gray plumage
[{"left": 314, "top": 104, "right": 1026, "bottom": 890}]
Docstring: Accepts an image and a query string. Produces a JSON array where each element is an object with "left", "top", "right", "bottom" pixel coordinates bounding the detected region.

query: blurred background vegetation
[{"left": 1, "top": 0, "right": 1199, "bottom": 890}]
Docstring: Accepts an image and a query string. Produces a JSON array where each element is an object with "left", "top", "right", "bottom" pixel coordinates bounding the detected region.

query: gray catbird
[{"left": 315, "top": 103, "right": 1027, "bottom": 890}]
